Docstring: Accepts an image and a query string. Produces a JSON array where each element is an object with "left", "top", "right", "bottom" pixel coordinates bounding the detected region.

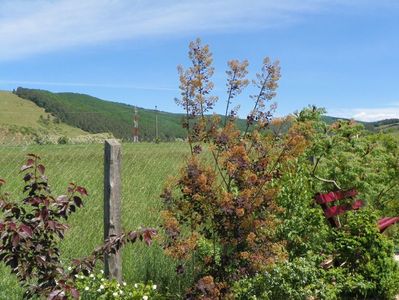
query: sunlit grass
[{"left": 0, "top": 142, "right": 192, "bottom": 295}]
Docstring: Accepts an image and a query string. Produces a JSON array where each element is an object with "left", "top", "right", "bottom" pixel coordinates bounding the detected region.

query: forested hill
[
  {"left": 15, "top": 87, "right": 187, "bottom": 141},
  {"left": 14, "top": 87, "right": 251, "bottom": 141},
  {"left": 14, "top": 87, "right": 398, "bottom": 140}
]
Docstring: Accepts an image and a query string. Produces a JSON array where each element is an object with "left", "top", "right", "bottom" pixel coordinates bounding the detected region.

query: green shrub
[
  {"left": 274, "top": 162, "right": 329, "bottom": 258},
  {"left": 232, "top": 256, "right": 339, "bottom": 300},
  {"left": 58, "top": 135, "right": 69, "bottom": 144},
  {"left": 329, "top": 209, "right": 399, "bottom": 299}
]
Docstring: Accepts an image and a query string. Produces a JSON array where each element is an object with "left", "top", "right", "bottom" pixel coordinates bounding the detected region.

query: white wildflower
[
  {"left": 84, "top": 287, "right": 89, "bottom": 291},
  {"left": 68, "top": 266, "right": 72, "bottom": 271},
  {"left": 89, "top": 274, "right": 94, "bottom": 278},
  {"left": 100, "top": 269, "right": 104, "bottom": 274},
  {"left": 134, "top": 283, "right": 138, "bottom": 288},
  {"left": 74, "top": 274, "right": 79, "bottom": 278},
  {"left": 142, "top": 296, "right": 148, "bottom": 300},
  {"left": 101, "top": 278, "right": 105, "bottom": 282},
  {"left": 100, "top": 285, "right": 105, "bottom": 289},
  {"left": 113, "top": 292, "right": 118, "bottom": 297},
  {"left": 122, "top": 281, "right": 127, "bottom": 286},
  {"left": 152, "top": 284, "right": 157, "bottom": 290},
  {"left": 119, "top": 290, "right": 124, "bottom": 295}
]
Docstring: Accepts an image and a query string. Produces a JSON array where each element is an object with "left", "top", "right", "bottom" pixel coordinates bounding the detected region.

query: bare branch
[{"left": 313, "top": 175, "right": 342, "bottom": 190}]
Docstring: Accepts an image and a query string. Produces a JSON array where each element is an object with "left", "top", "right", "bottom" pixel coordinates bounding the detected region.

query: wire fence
[{"left": 0, "top": 135, "right": 191, "bottom": 293}]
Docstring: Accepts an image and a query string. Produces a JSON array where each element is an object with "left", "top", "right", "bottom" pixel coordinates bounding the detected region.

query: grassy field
[
  {"left": 0, "top": 142, "right": 192, "bottom": 297},
  {"left": 0, "top": 91, "right": 90, "bottom": 143}
]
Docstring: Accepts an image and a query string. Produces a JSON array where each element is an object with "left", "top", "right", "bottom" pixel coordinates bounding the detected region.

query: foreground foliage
[
  {"left": 0, "top": 154, "right": 156, "bottom": 299},
  {"left": 0, "top": 143, "right": 190, "bottom": 296},
  {"left": 162, "top": 38, "right": 310, "bottom": 298},
  {"left": 1, "top": 39, "right": 398, "bottom": 299},
  {"left": 233, "top": 210, "right": 399, "bottom": 299},
  {"left": 162, "top": 39, "right": 399, "bottom": 299}
]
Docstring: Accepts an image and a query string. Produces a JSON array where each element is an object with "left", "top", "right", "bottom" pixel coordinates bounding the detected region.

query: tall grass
[{"left": 0, "top": 142, "right": 192, "bottom": 296}]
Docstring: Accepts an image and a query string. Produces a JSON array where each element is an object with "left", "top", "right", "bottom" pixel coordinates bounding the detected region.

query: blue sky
[{"left": 0, "top": 0, "right": 398, "bottom": 121}]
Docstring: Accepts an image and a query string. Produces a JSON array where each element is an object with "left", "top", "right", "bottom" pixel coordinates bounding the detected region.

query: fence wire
[{"left": 0, "top": 135, "right": 190, "bottom": 295}]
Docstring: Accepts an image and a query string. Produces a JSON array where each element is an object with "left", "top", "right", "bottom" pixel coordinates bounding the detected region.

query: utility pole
[
  {"left": 132, "top": 107, "right": 139, "bottom": 142},
  {"left": 155, "top": 105, "right": 159, "bottom": 142}
]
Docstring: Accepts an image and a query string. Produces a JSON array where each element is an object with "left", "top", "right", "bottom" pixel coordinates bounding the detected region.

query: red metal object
[
  {"left": 315, "top": 189, "right": 358, "bottom": 204},
  {"left": 378, "top": 217, "right": 399, "bottom": 233},
  {"left": 323, "top": 199, "right": 364, "bottom": 218},
  {"left": 315, "top": 189, "right": 399, "bottom": 233}
]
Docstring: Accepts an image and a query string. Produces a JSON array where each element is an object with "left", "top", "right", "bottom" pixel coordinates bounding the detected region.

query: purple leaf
[
  {"left": 76, "top": 186, "right": 88, "bottom": 196},
  {"left": 23, "top": 173, "right": 32, "bottom": 182},
  {"left": 19, "top": 224, "right": 33, "bottom": 237},
  {"left": 8, "top": 222, "right": 16, "bottom": 231},
  {"left": 37, "top": 164, "right": 45, "bottom": 175},
  {"left": 70, "top": 288, "right": 79, "bottom": 299},
  {"left": 73, "top": 196, "right": 83, "bottom": 207},
  {"left": 128, "top": 231, "right": 138, "bottom": 242},
  {"left": 47, "top": 290, "right": 63, "bottom": 300},
  {"left": 12, "top": 233, "right": 20, "bottom": 247},
  {"left": 142, "top": 229, "right": 157, "bottom": 246}
]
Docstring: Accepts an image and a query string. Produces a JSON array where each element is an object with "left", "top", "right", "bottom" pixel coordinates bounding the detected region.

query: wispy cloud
[
  {"left": 0, "top": 79, "right": 177, "bottom": 91},
  {"left": 328, "top": 107, "right": 399, "bottom": 122},
  {"left": 0, "top": 0, "right": 388, "bottom": 61}
]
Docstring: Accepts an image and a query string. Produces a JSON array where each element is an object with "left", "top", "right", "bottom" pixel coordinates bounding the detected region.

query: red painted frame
[{"left": 315, "top": 189, "right": 399, "bottom": 233}]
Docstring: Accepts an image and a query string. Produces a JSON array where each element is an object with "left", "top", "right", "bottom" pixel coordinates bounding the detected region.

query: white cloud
[
  {"left": 0, "top": 0, "right": 389, "bottom": 61},
  {"left": 0, "top": 79, "right": 177, "bottom": 91},
  {"left": 328, "top": 107, "right": 399, "bottom": 122}
]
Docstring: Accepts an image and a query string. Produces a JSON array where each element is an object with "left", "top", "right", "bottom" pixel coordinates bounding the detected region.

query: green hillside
[
  {"left": 11, "top": 88, "right": 399, "bottom": 141},
  {"left": 372, "top": 119, "right": 399, "bottom": 136},
  {"left": 320, "top": 115, "right": 399, "bottom": 133},
  {"left": 15, "top": 87, "right": 188, "bottom": 141},
  {"left": 321, "top": 115, "right": 375, "bottom": 131},
  {"left": 0, "top": 90, "right": 93, "bottom": 144},
  {"left": 14, "top": 87, "right": 250, "bottom": 141}
]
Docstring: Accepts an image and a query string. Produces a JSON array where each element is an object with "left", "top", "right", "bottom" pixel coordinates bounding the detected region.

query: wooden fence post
[{"left": 104, "top": 139, "right": 122, "bottom": 282}]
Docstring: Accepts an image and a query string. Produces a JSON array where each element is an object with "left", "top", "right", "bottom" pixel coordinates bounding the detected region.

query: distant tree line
[
  {"left": 15, "top": 87, "right": 188, "bottom": 141},
  {"left": 14, "top": 87, "right": 392, "bottom": 142}
]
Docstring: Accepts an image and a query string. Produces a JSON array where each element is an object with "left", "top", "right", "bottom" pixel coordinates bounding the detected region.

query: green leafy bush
[
  {"left": 274, "top": 162, "right": 329, "bottom": 258},
  {"left": 232, "top": 256, "right": 339, "bottom": 300},
  {"left": 329, "top": 209, "right": 399, "bottom": 299},
  {"left": 58, "top": 136, "right": 69, "bottom": 144},
  {"left": 234, "top": 108, "right": 399, "bottom": 300}
]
